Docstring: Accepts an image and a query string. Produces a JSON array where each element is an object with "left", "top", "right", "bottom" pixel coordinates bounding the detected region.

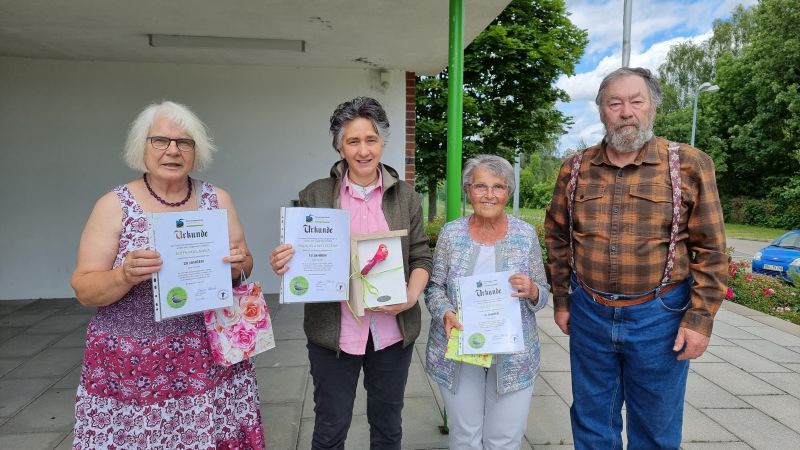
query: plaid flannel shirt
[{"left": 545, "top": 137, "right": 728, "bottom": 336}]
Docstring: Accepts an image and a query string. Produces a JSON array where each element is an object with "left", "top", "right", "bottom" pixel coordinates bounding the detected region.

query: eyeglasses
[
  {"left": 148, "top": 136, "right": 196, "bottom": 152},
  {"left": 468, "top": 183, "right": 509, "bottom": 195}
]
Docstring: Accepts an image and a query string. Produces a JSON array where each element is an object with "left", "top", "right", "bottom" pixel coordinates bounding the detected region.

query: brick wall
[{"left": 405, "top": 71, "right": 416, "bottom": 184}]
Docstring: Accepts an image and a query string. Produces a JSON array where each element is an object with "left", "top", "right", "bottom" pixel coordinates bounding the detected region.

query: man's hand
[
  {"left": 554, "top": 310, "right": 570, "bottom": 335},
  {"left": 673, "top": 326, "right": 710, "bottom": 360}
]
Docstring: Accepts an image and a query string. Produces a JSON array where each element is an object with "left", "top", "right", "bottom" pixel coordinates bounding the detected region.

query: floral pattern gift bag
[{"left": 204, "top": 280, "right": 276, "bottom": 366}]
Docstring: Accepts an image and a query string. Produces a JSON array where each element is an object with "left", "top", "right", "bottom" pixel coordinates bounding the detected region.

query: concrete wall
[{"left": 0, "top": 57, "right": 408, "bottom": 300}]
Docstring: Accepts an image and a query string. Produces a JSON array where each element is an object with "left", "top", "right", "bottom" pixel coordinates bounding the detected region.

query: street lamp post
[{"left": 691, "top": 82, "right": 720, "bottom": 147}]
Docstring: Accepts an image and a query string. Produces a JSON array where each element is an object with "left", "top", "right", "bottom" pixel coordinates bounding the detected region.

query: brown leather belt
[{"left": 577, "top": 278, "right": 682, "bottom": 307}]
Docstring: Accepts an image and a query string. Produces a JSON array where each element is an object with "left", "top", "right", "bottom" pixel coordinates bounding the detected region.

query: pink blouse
[{"left": 338, "top": 169, "right": 404, "bottom": 354}]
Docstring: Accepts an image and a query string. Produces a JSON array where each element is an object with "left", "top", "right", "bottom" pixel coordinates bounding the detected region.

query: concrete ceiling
[{"left": 0, "top": 0, "right": 510, "bottom": 75}]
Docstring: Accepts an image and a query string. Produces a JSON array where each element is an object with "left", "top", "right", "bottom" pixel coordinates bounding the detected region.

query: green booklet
[{"left": 444, "top": 328, "right": 492, "bottom": 368}]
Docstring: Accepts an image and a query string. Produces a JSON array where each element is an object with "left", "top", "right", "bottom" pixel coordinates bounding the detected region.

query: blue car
[{"left": 751, "top": 230, "right": 800, "bottom": 283}]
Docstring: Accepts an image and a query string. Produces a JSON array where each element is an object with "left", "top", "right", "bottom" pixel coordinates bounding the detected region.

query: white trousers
[{"left": 440, "top": 363, "right": 534, "bottom": 450}]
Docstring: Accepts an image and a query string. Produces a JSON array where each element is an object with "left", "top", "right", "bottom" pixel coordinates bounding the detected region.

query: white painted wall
[{"left": 0, "top": 57, "right": 408, "bottom": 300}]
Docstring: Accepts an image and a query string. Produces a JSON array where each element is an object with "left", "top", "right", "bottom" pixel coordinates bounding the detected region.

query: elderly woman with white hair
[
  {"left": 70, "top": 101, "right": 263, "bottom": 449},
  {"left": 425, "top": 154, "right": 549, "bottom": 450}
]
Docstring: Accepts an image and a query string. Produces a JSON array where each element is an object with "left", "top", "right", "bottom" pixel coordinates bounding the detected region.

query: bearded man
[{"left": 544, "top": 67, "right": 728, "bottom": 449}]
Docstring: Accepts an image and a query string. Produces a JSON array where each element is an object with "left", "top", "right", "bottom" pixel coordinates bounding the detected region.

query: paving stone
[
  {"left": 254, "top": 338, "right": 308, "bottom": 368},
  {"left": 270, "top": 304, "right": 306, "bottom": 340},
  {"left": 681, "top": 403, "right": 737, "bottom": 443},
  {"left": 54, "top": 433, "right": 75, "bottom": 450},
  {"left": 539, "top": 371, "right": 573, "bottom": 404},
  {"left": 739, "top": 326, "right": 800, "bottom": 347},
  {"left": 702, "top": 408, "right": 800, "bottom": 449},
  {"left": 54, "top": 365, "right": 82, "bottom": 389},
  {"left": 0, "top": 333, "right": 61, "bottom": 358},
  {"left": 710, "top": 322, "right": 760, "bottom": 340},
  {"left": 714, "top": 309, "right": 766, "bottom": 327},
  {"left": 538, "top": 343, "right": 571, "bottom": 371},
  {"left": 0, "top": 300, "right": 35, "bottom": 316},
  {"left": 26, "top": 315, "right": 89, "bottom": 335},
  {"left": 680, "top": 443, "right": 751, "bottom": 450},
  {"left": 552, "top": 336, "right": 570, "bottom": 352},
  {"left": 532, "top": 373, "right": 557, "bottom": 397},
  {"left": 751, "top": 371, "right": 800, "bottom": 398},
  {"left": 784, "top": 363, "right": 800, "bottom": 373},
  {"left": 741, "top": 394, "right": 800, "bottom": 432},
  {"left": 693, "top": 350, "right": 724, "bottom": 363},
  {"left": 260, "top": 403, "right": 300, "bottom": 450},
  {"left": 0, "top": 387, "right": 76, "bottom": 432},
  {"left": 0, "top": 377, "right": 57, "bottom": 417},
  {"left": 742, "top": 314, "right": 800, "bottom": 336},
  {"left": 51, "top": 327, "right": 87, "bottom": 348},
  {"left": 5, "top": 347, "right": 84, "bottom": 379},
  {"left": 0, "top": 327, "right": 25, "bottom": 345},
  {"left": 707, "top": 335, "right": 736, "bottom": 346},
  {"left": 729, "top": 338, "right": 800, "bottom": 364},
  {"left": 257, "top": 366, "right": 307, "bottom": 404},
  {"left": 399, "top": 397, "right": 451, "bottom": 449},
  {"left": 537, "top": 320, "right": 568, "bottom": 339},
  {"left": 536, "top": 330, "right": 556, "bottom": 344},
  {"left": 685, "top": 372, "right": 748, "bottom": 409},
  {"left": 526, "top": 394, "right": 573, "bottom": 445},
  {"left": 0, "top": 432, "right": 67, "bottom": 450},
  {"left": 705, "top": 345, "right": 789, "bottom": 373},
  {"left": 690, "top": 363, "right": 782, "bottom": 396},
  {"left": 405, "top": 358, "right": 435, "bottom": 397},
  {"left": 0, "top": 310, "right": 57, "bottom": 328},
  {"left": 0, "top": 358, "right": 23, "bottom": 378},
  {"left": 301, "top": 377, "right": 315, "bottom": 419}
]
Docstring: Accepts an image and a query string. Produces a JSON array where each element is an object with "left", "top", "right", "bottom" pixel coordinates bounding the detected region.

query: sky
[{"left": 556, "top": 0, "right": 758, "bottom": 152}]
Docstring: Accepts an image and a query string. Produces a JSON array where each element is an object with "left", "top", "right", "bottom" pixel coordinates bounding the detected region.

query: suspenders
[{"left": 567, "top": 142, "right": 682, "bottom": 287}]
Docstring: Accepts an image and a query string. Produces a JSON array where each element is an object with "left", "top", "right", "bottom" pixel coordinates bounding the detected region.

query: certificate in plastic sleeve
[
  {"left": 457, "top": 270, "right": 524, "bottom": 354},
  {"left": 147, "top": 209, "right": 233, "bottom": 321},
  {"left": 280, "top": 207, "right": 350, "bottom": 303}
]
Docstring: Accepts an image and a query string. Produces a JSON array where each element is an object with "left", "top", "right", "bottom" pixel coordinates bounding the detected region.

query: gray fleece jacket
[{"left": 298, "top": 160, "right": 433, "bottom": 351}]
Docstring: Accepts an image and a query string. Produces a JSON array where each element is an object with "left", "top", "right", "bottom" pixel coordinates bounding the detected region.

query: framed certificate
[{"left": 348, "top": 230, "right": 408, "bottom": 316}]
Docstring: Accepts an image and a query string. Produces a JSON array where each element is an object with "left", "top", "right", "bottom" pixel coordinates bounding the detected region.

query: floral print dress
[{"left": 72, "top": 182, "right": 264, "bottom": 450}]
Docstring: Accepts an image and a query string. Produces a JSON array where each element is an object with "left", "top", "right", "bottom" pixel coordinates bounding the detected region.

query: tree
[{"left": 415, "top": 0, "right": 587, "bottom": 219}]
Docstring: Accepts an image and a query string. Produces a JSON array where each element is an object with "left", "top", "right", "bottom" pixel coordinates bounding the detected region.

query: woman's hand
[
  {"left": 509, "top": 273, "right": 539, "bottom": 303},
  {"left": 269, "top": 244, "right": 294, "bottom": 275},
  {"left": 224, "top": 245, "right": 250, "bottom": 280},
  {"left": 121, "top": 249, "right": 162, "bottom": 285},
  {"left": 443, "top": 310, "right": 463, "bottom": 339}
]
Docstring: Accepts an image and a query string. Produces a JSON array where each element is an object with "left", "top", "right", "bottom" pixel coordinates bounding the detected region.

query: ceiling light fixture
[{"left": 148, "top": 34, "right": 305, "bottom": 52}]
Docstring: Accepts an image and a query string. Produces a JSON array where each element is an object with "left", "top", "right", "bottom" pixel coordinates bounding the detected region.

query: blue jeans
[{"left": 568, "top": 274, "right": 691, "bottom": 450}]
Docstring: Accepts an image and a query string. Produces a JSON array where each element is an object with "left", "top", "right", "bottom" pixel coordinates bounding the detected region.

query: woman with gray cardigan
[
  {"left": 269, "top": 97, "right": 431, "bottom": 450},
  {"left": 425, "top": 154, "right": 549, "bottom": 450}
]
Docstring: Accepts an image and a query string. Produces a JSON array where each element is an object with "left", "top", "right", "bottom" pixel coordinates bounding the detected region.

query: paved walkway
[{"left": 1, "top": 294, "right": 799, "bottom": 449}]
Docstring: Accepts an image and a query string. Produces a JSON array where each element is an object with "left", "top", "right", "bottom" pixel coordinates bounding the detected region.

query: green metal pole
[{"left": 446, "top": 0, "right": 464, "bottom": 221}]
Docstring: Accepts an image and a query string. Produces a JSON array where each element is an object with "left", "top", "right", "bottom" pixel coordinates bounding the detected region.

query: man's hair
[
  {"left": 329, "top": 96, "right": 390, "bottom": 152},
  {"left": 595, "top": 67, "right": 662, "bottom": 109}
]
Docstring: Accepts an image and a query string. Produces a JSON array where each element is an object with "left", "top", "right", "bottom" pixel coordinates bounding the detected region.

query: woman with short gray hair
[
  {"left": 425, "top": 154, "right": 549, "bottom": 449},
  {"left": 270, "top": 96, "right": 431, "bottom": 449}
]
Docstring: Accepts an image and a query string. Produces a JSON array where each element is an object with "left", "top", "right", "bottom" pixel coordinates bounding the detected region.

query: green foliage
[
  {"left": 415, "top": 0, "right": 587, "bottom": 196},
  {"left": 722, "top": 196, "right": 800, "bottom": 230},
  {"left": 727, "top": 259, "right": 800, "bottom": 326},
  {"left": 656, "top": 0, "right": 799, "bottom": 227}
]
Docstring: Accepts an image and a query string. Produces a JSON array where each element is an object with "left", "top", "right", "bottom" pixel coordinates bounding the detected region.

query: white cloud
[{"left": 556, "top": 0, "right": 757, "bottom": 152}]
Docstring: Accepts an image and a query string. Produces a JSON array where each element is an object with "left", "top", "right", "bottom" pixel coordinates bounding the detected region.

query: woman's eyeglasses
[
  {"left": 148, "top": 136, "right": 196, "bottom": 152},
  {"left": 468, "top": 183, "right": 508, "bottom": 195}
]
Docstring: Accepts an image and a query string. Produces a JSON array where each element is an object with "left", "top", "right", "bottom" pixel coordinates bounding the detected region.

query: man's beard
[{"left": 604, "top": 116, "right": 654, "bottom": 154}]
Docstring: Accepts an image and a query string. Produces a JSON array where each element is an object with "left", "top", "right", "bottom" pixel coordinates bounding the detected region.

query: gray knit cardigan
[{"left": 298, "top": 160, "right": 432, "bottom": 352}]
